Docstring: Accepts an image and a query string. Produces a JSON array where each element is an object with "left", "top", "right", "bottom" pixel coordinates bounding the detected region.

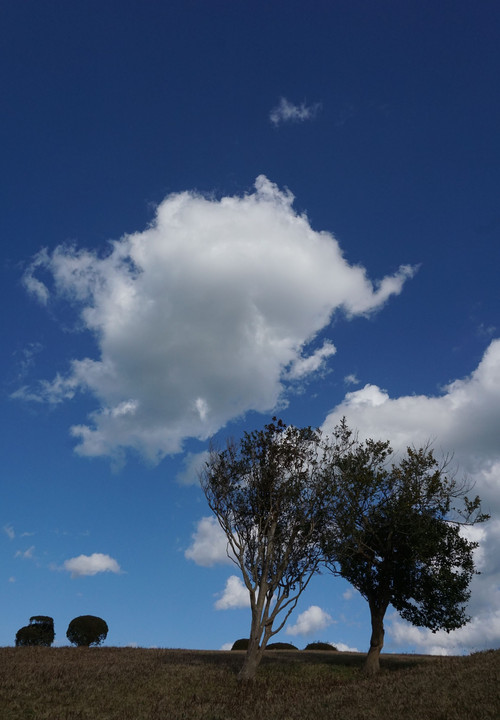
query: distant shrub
[
  {"left": 15, "top": 616, "right": 55, "bottom": 647},
  {"left": 66, "top": 615, "right": 108, "bottom": 647},
  {"left": 304, "top": 642, "right": 337, "bottom": 651},
  {"left": 266, "top": 642, "right": 298, "bottom": 650},
  {"left": 231, "top": 638, "right": 250, "bottom": 651}
]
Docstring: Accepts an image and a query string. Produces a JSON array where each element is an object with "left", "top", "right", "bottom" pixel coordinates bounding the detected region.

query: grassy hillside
[{"left": 0, "top": 646, "right": 498, "bottom": 719}]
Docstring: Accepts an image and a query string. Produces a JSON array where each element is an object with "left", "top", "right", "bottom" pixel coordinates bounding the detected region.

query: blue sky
[{"left": 2, "top": 1, "right": 500, "bottom": 654}]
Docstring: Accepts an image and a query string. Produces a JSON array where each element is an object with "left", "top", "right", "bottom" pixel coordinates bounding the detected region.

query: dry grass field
[{"left": 0, "top": 646, "right": 498, "bottom": 720}]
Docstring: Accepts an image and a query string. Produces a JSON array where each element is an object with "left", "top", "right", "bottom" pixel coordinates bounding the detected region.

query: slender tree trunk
[
  {"left": 238, "top": 613, "right": 264, "bottom": 682},
  {"left": 363, "top": 601, "right": 387, "bottom": 676}
]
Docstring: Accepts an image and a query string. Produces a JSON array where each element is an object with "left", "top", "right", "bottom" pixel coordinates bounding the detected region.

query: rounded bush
[
  {"left": 231, "top": 638, "right": 249, "bottom": 651},
  {"left": 304, "top": 641, "right": 337, "bottom": 651},
  {"left": 266, "top": 642, "right": 298, "bottom": 650},
  {"left": 66, "top": 615, "right": 108, "bottom": 647},
  {"left": 15, "top": 616, "right": 55, "bottom": 647}
]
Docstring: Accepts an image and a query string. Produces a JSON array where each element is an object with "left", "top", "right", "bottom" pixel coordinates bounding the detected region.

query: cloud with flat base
[{"left": 61, "top": 553, "right": 122, "bottom": 578}]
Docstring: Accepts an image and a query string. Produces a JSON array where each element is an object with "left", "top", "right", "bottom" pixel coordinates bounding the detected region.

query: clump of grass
[{"left": 0, "top": 646, "right": 498, "bottom": 720}]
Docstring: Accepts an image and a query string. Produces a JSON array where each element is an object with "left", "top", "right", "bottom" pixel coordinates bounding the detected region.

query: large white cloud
[
  {"left": 286, "top": 605, "right": 334, "bottom": 636},
  {"left": 20, "top": 176, "right": 415, "bottom": 462},
  {"left": 322, "top": 338, "right": 500, "bottom": 654}
]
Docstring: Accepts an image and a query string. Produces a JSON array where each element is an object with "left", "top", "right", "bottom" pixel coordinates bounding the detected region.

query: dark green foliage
[
  {"left": 325, "top": 429, "right": 483, "bottom": 630},
  {"left": 231, "top": 639, "right": 250, "bottom": 650},
  {"left": 304, "top": 642, "right": 336, "bottom": 651},
  {"left": 30, "top": 616, "right": 54, "bottom": 626},
  {"left": 15, "top": 616, "right": 55, "bottom": 647},
  {"left": 321, "top": 419, "right": 489, "bottom": 673},
  {"left": 66, "top": 615, "right": 108, "bottom": 647},
  {"left": 266, "top": 642, "right": 298, "bottom": 650}
]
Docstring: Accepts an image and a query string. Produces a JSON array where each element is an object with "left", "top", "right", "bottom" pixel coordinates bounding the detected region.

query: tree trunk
[
  {"left": 237, "top": 621, "right": 264, "bottom": 682},
  {"left": 363, "top": 602, "right": 387, "bottom": 676},
  {"left": 238, "top": 647, "right": 261, "bottom": 682}
]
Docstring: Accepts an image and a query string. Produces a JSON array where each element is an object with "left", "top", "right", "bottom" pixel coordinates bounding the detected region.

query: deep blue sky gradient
[{"left": 1, "top": 1, "right": 499, "bottom": 652}]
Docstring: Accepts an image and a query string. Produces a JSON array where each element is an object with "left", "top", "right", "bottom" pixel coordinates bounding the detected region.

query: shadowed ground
[{"left": 0, "top": 646, "right": 498, "bottom": 719}]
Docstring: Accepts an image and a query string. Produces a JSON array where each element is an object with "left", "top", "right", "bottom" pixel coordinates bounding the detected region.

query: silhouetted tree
[
  {"left": 201, "top": 418, "right": 332, "bottom": 681},
  {"left": 66, "top": 615, "right": 108, "bottom": 647},
  {"left": 15, "top": 616, "right": 55, "bottom": 646},
  {"left": 321, "top": 419, "right": 489, "bottom": 675}
]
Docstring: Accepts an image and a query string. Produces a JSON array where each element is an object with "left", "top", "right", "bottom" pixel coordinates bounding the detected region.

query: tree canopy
[
  {"left": 200, "top": 417, "right": 330, "bottom": 681},
  {"left": 66, "top": 615, "right": 108, "bottom": 647},
  {"left": 15, "top": 616, "right": 55, "bottom": 647},
  {"left": 321, "top": 419, "right": 488, "bottom": 674},
  {"left": 200, "top": 416, "right": 487, "bottom": 677}
]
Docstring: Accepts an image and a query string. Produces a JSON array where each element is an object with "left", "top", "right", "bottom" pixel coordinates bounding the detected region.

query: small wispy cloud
[
  {"left": 3, "top": 524, "right": 15, "bottom": 540},
  {"left": 344, "top": 374, "right": 359, "bottom": 386},
  {"left": 22, "top": 249, "right": 51, "bottom": 305},
  {"left": 176, "top": 450, "right": 209, "bottom": 486},
  {"left": 61, "top": 553, "right": 122, "bottom": 578},
  {"left": 15, "top": 545, "right": 35, "bottom": 560},
  {"left": 286, "top": 341, "right": 336, "bottom": 380},
  {"left": 270, "top": 97, "right": 321, "bottom": 127}
]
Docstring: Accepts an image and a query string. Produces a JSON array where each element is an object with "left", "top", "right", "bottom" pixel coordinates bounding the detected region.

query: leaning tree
[
  {"left": 200, "top": 418, "right": 331, "bottom": 681},
  {"left": 321, "top": 419, "right": 489, "bottom": 675}
]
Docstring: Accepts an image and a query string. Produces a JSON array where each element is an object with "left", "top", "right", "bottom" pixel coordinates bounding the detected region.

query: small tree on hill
[
  {"left": 321, "top": 419, "right": 489, "bottom": 675},
  {"left": 15, "top": 616, "right": 55, "bottom": 647},
  {"left": 66, "top": 615, "right": 108, "bottom": 647},
  {"left": 201, "top": 418, "right": 331, "bottom": 681}
]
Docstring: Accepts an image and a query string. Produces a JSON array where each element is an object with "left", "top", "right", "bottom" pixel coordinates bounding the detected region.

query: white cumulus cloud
[
  {"left": 270, "top": 97, "right": 321, "bottom": 126},
  {"left": 184, "top": 516, "right": 233, "bottom": 567},
  {"left": 62, "top": 552, "right": 122, "bottom": 578},
  {"left": 286, "top": 605, "right": 334, "bottom": 636},
  {"left": 20, "top": 176, "right": 415, "bottom": 463},
  {"left": 322, "top": 338, "right": 500, "bottom": 654},
  {"left": 215, "top": 575, "right": 250, "bottom": 610}
]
